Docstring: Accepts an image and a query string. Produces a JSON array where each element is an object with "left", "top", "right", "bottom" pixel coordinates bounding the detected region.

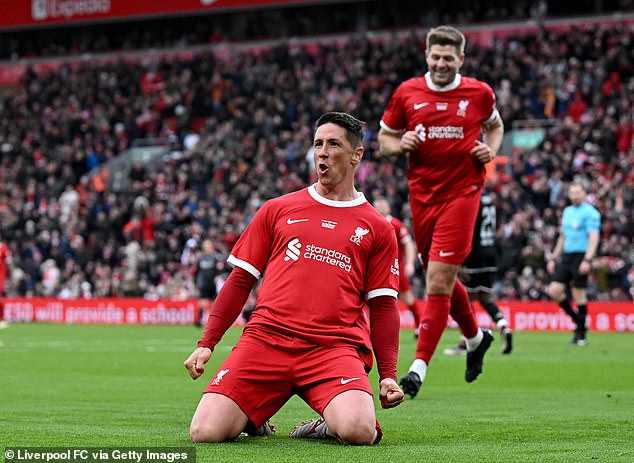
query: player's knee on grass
[
  {"left": 329, "top": 415, "right": 376, "bottom": 445},
  {"left": 189, "top": 422, "right": 241, "bottom": 443},
  {"left": 190, "top": 392, "right": 249, "bottom": 442}
]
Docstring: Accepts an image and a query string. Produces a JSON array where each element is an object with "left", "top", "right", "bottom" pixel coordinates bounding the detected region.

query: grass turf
[{"left": 0, "top": 323, "right": 633, "bottom": 462}]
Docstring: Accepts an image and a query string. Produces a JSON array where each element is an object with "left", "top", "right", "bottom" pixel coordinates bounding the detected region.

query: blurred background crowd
[{"left": 0, "top": 1, "right": 632, "bottom": 303}]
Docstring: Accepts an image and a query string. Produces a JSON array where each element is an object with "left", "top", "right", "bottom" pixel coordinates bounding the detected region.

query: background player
[
  {"left": 379, "top": 25, "right": 505, "bottom": 397},
  {"left": 0, "top": 235, "right": 11, "bottom": 329},
  {"left": 184, "top": 112, "right": 404, "bottom": 444},
  {"left": 373, "top": 197, "right": 422, "bottom": 336},
  {"left": 193, "top": 239, "right": 224, "bottom": 327}
]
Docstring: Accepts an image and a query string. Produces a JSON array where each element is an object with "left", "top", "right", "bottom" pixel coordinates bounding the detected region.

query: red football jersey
[
  {"left": 387, "top": 215, "right": 412, "bottom": 264},
  {"left": 227, "top": 185, "right": 399, "bottom": 350},
  {"left": 0, "top": 242, "right": 9, "bottom": 286},
  {"left": 381, "top": 73, "right": 499, "bottom": 203}
]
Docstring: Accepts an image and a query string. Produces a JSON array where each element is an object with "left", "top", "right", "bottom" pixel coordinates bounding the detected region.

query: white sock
[
  {"left": 409, "top": 359, "right": 427, "bottom": 383},
  {"left": 466, "top": 329, "right": 484, "bottom": 352},
  {"left": 496, "top": 319, "right": 508, "bottom": 329}
]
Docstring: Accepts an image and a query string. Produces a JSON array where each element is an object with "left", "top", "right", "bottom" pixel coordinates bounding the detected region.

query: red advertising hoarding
[
  {"left": 398, "top": 300, "right": 634, "bottom": 333},
  {"left": 3, "top": 297, "right": 633, "bottom": 331},
  {"left": 0, "top": 0, "right": 314, "bottom": 30},
  {"left": 4, "top": 297, "right": 197, "bottom": 325}
]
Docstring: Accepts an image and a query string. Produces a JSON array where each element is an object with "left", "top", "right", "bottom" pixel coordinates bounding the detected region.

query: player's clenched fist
[
  {"left": 399, "top": 130, "right": 420, "bottom": 153},
  {"left": 379, "top": 378, "right": 405, "bottom": 409},
  {"left": 184, "top": 347, "right": 212, "bottom": 380}
]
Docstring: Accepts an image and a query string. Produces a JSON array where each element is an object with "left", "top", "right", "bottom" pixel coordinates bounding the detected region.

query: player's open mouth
[{"left": 319, "top": 162, "right": 329, "bottom": 174}]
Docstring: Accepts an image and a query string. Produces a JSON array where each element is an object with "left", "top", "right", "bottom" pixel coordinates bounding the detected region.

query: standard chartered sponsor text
[
  {"left": 427, "top": 126, "right": 464, "bottom": 139},
  {"left": 303, "top": 244, "right": 351, "bottom": 272}
]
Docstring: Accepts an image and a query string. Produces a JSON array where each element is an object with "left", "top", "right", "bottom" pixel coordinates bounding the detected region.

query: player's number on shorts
[{"left": 480, "top": 205, "right": 496, "bottom": 247}]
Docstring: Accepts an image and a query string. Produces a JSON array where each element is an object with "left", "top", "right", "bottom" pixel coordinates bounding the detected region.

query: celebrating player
[
  {"left": 184, "top": 112, "right": 404, "bottom": 444},
  {"left": 379, "top": 25, "right": 505, "bottom": 397}
]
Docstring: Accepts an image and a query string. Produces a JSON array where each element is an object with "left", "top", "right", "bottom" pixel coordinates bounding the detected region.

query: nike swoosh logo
[
  {"left": 439, "top": 251, "right": 455, "bottom": 257},
  {"left": 340, "top": 377, "right": 361, "bottom": 385},
  {"left": 287, "top": 218, "right": 309, "bottom": 224},
  {"left": 413, "top": 102, "right": 429, "bottom": 110}
]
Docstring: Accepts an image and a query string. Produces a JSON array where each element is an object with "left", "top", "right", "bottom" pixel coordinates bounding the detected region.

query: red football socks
[
  {"left": 415, "top": 293, "right": 451, "bottom": 363},
  {"left": 449, "top": 280, "right": 479, "bottom": 339}
]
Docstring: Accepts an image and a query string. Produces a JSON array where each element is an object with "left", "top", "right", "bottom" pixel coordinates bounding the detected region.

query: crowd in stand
[
  {"left": 0, "top": 0, "right": 591, "bottom": 61},
  {"left": 0, "top": 20, "right": 632, "bottom": 302}
]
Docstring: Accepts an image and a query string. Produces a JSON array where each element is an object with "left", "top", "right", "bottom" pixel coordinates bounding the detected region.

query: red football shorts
[
  {"left": 410, "top": 189, "right": 481, "bottom": 266},
  {"left": 203, "top": 331, "right": 374, "bottom": 429}
]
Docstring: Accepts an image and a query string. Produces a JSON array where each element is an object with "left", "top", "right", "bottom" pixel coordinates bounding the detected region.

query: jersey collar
[
  {"left": 424, "top": 72, "right": 462, "bottom": 91},
  {"left": 308, "top": 184, "right": 367, "bottom": 207}
]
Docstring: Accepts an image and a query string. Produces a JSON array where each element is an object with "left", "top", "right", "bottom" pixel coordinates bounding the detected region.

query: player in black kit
[
  {"left": 194, "top": 239, "right": 224, "bottom": 327},
  {"left": 445, "top": 190, "right": 513, "bottom": 355}
]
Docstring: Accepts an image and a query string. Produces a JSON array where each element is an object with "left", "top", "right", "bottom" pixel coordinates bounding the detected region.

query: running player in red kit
[
  {"left": 379, "top": 25, "right": 505, "bottom": 397},
  {"left": 184, "top": 112, "right": 404, "bottom": 444}
]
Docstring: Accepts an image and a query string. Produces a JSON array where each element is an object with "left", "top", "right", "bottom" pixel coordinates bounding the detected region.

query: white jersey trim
[
  {"left": 367, "top": 288, "right": 398, "bottom": 299},
  {"left": 379, "top": 120, "right": 403, "bottom": 133},
  {"left": 227, "top": 255, "right": 261, "bottom": 279},
  {"left": 484, "top": 108, "right": 500, "bottom": 125},
  {"left": 425, "top": 72, "right": 462, "bottom": 91},
  {"left": 308, "top": 184, "right": 367, "bottom": 207}
]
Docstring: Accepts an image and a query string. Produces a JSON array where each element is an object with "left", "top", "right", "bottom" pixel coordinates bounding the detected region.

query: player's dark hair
[
  {"left": 426, "top": 25, "right": 466, "bottom": 55},
  {"left": 315, "top": 112, "right": 365, "bottom": 148}
]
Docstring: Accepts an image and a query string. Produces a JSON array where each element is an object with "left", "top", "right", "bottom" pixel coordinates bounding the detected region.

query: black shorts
[
  {"left": 198, "top": 286, "right": 217, "bottom": 300},
  {"left": 461, "top": 269, "right": 496, "bottom": 293},
  {"left": 552, "top": 253, "right": 587, "bottom": 289}
]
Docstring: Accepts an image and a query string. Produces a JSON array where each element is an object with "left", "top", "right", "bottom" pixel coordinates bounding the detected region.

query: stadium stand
[
  {"left": 0, "top": 4, "right": 632, "bottom": 302},
  {"left": 0, "top": 0, "right": 619, "bottom": 60}
]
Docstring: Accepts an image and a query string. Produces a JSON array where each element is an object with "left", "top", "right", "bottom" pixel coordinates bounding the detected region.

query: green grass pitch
[{"left": 1, "top": 323, "right": 633, "bottom": 462}]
